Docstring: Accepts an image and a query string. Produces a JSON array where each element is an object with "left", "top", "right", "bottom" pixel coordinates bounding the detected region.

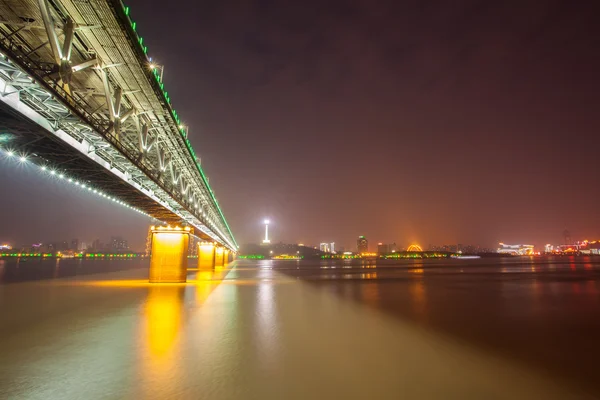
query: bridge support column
[
  {"left": 149, "top": 226, "right": 191, "bottom": 283},
  {"left": 224, "top": 249, "right": 230, "bottom": 265},
  {"left": 214, "top": 246, "right": 225, "bottom": 267},
  {"left": 198, "top": 242, "right": 216, "bottom": 270}
]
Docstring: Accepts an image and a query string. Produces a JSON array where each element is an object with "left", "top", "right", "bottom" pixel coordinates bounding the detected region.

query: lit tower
[{"left": 263, "top": 219, "right": 271, "bottom": 244}]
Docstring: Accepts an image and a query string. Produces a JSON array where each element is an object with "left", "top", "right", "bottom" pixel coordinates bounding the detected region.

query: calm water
[
  {"left": 0, "top": 257, "right": 148, "bottom": 283},
  {"left": 0, "top": 255, "right": 599, "bottom": 398},
  {"left": 272, "top": 256, "right": 600, "bottom": 396}
]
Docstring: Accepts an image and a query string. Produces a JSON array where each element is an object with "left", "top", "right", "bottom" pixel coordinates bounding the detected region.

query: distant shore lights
[{"left": 263, "top": 219, "right": 271, "bottom": 244}]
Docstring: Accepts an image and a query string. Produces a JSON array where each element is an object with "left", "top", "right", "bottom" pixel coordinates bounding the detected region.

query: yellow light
[
  {"left": 149, "top": 231, "right": 189, "bottom": 283},
  {"left": 145, "top": 286, "right": 183, "bottom": 358}
]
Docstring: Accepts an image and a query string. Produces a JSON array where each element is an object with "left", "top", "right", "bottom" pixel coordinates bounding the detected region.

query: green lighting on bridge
[{"left": 121, "top": 1, "right": 238, "bottom": 249}]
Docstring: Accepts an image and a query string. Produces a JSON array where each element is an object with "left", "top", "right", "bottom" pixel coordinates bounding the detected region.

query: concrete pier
[
  {"left": 197, "top": 242, "right": 216, "bottom": 270},
  {"left": 148, "top": 226, "right": 190, "bottom": 283},
  {"left": 214, "top": 246, "right": 225, "bottom": 267}
]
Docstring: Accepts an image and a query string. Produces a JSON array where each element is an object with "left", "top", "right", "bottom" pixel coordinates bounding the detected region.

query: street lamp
[{"left": 149, "top": 63, "right": 164, "bottom": 82}]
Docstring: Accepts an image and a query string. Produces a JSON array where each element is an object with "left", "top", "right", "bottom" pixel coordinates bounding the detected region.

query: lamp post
[{"left": 149, "top": 63, "right": 164, "bottom": 82}]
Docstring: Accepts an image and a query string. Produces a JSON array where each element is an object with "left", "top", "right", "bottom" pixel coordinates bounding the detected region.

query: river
[{"left": 0, "top": 255, "right": 598, "bottom": 399}]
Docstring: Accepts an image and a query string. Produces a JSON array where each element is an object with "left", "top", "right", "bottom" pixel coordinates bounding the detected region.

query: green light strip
[{"left": 119, "top": 2, "right": 237, "bottom": 248}]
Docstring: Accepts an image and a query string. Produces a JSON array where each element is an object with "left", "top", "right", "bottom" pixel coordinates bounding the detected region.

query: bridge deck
[
  {"left": 0, "top": 0, "right": 237, "bottom": 250},
  {"left": 0, "top": 261, "right": 588, "bottom": 399}
]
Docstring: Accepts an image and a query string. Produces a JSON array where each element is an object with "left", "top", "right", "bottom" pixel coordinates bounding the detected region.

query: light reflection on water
[{"left": 144, "top": 286, "right": 185, "bottom": 358}]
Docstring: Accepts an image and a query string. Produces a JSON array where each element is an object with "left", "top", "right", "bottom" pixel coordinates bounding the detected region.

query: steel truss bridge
[{"left": 0, "top": 0, "right": 237, "bottom": 251}]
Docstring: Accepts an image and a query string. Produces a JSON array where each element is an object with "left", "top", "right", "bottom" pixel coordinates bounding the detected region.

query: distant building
[
  {"left": 497, "top": 243, "right": 534, "bottom": 255},
  {"left": 91, "top": 239, "right": 102, "bottom": 252},
  {"left": 377, "top": 243, "right": 389, "bottom": 254},
  {"left": 329, "top": 242, "right": 335, "bottom": 253},
  {"left": 319, "top": 243, "right": 330, "bottom": 253},
  {"left": 357, "top": 236, "right": 368, "bottom": 253},
  {"left": 111, "top": 236, "right": 129, "bottom": 253},
  {"left": 71, "top": 239, "right": 79, "bottom": 251}
]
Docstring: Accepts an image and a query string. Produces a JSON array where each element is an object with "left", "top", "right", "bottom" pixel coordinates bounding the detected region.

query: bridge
[{"left": 0, "top": 0, "right": 236, "bottom": 281}]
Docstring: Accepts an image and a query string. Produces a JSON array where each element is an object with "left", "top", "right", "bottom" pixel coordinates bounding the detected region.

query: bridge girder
[{"left": 0, "top": 0, "right": 236, "bottom": 250}]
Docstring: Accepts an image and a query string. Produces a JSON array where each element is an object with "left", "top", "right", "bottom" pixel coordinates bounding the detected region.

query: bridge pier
[
  {"left": 198, "top": 242, "right": 216, "bottom": 270},
  {"left": 224, "top": 249, "right": 230, "bottom": 265},
  {"left": 215, "top": 246, "right": 225, "bottom": 268},
  {"left": 149, "top": 226, "right": 191, "bottom": 283}
]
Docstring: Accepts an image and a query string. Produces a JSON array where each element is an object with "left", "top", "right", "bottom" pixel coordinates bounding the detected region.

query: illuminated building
[
  {"left": 0, "top": 244, "right": 12, "bottom": 250},
  {"left": 262, "top": 219, "right": 271, "bottom": 244},
  {"left": 319, "top": 243, "right": 330, "bottom": 253},
  {"left": 357, "top": 236, "right": 368, "bottom": 253},
  {"left": 407, "top": 244, "right": 423, "bottom": 252},
  {"left": 497, "top": 243, "right": 534, "bottom": 255},
  {"left": 330, "top": 242, "right": 335, "bottom": 253}
]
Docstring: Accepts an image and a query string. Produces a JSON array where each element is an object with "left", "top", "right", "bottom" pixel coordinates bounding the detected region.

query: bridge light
[
  {"left": 50, "top": 170, "right": 56, "bottom": 175},
  {"left": 19, "top": 156, "right": 27, "bottom": 162},
  {"left": 6, "top": 151, "right": 13, "bottom": 157},
  {"left": 59, "top": 174, "right": 64, "bottom": 179},
  {"left": 41, "top": 166, "right": 47, "bottom": 171}
]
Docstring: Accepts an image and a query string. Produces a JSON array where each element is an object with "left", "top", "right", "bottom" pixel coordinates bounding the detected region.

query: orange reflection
[
  {"left": 195, "top": 269, "right": 229, "bottom": 305},
  {"left": 360, "top": 272, "right": 378, "bottom": 279},
  {"left": 409, "top": 281, "right": 427, "bottom": 320},
  {"left": 144, "top": 286, "right": 185, "bottom": 358},
  {"left": 137, "top": 286, "right": 185, "bottom": 398},
  {"left": 361, "top": 283, "right": 380, "bottom": 306}
]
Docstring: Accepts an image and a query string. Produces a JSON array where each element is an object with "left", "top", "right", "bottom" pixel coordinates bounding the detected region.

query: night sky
[{"left": 1, "top": 0, "right": 599, "bottom": 251}]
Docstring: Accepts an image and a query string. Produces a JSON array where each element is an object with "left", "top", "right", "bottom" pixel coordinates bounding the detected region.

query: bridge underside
[{"left": 0, "top": 102, "right": 215, "bottom": 242}]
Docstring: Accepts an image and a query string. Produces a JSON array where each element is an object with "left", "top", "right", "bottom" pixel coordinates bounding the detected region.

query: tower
[{"left": 262, "top": 219, "right": 271, "bottom": 244}]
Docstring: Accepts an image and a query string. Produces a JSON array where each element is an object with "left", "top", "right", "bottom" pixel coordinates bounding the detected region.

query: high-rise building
[
  {"left": 389, "top": 243, "right": 398, "bottom": 252},
  {"left": 92, "top": 239, "right": 102, "bottom": 251},
  {"left": 357, "top": 236, "right": 368, "bottom": 253},
  {"left": 111, "top": 236, "right": 129, "bottom": 253},
  {"left": 329, "top": 242, "right": 335, "bottom": 253},
  {"left": 319, "top": 243, "right": 330, "bottom": 253},
  {"left": 71, "top": 239, "right": 79, "bottom": 251},
  {"left": 377, "top": 243, "right": 389, "bottom": 254}
]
